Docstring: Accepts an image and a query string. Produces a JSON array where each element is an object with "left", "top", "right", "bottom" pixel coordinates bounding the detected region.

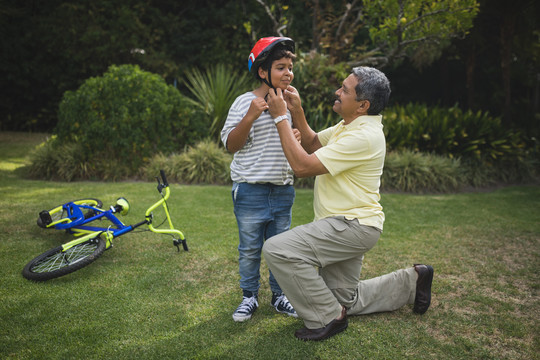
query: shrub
[
  {"left": 381, "top": 150, "right": 463, "bottom": 193},
  {"left": 382, "top": 103, "right": 527, "bottom": 163},
  {"left": 183, "top": 64, "right": 253, "bottom": 141},
  {"left": 26, "top": 136, "right": 94, "bottom": 181},
  {"left": 55, "top": 64, "right": 194, "bottom": 175},
  {"left": 460, "top": 155, "right": 539, "bottom": 188},
  {"left": 142, "top": 139, "right": 232, "bottom": 185}
]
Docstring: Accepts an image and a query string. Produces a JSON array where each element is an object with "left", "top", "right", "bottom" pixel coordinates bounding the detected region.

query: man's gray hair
[{"left": 352, "top": 66, "right": 391, "bottom": 115}]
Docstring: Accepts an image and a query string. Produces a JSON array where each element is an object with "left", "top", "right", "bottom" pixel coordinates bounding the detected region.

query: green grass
[{"left": 1, "top": 132, "right": 539, "bottom": 359}]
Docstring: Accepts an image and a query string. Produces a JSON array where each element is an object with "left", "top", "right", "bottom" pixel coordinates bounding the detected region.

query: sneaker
[
  {"left": 271, "top": 293, "right": 298, "bottom": 318},
  {"left": 232, "top": 296, "right": 258, "bottom": 322}
]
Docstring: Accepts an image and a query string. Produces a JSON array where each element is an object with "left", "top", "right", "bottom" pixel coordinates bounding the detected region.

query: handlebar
[
  {"left": 160, "top": 169, "right": 169, "bottom": 187},
  {"left": 156, "top": 169, "right": 169, "bottom": 193},
  {"left": 147, "top": 171, "right": 188, "bottom": 252}
]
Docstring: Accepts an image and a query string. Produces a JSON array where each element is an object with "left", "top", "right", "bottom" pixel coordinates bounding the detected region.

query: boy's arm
[{"left": 225, "top": 97, "right": 268, "bottom": 153}]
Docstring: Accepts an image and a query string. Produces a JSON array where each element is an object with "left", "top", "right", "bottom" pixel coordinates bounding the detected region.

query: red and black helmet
[{"left": 248, "top": 37, "right": 295, "bottom": 73}]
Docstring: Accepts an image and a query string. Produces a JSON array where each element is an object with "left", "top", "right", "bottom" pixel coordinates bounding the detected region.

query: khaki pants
[{"left": 263, "top": 216, "right": 417, "bottom": 329}]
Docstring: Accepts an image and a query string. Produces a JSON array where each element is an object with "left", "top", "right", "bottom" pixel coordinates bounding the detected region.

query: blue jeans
[{"left": 232, "top": 182, "right": 295, "bottom": 295}]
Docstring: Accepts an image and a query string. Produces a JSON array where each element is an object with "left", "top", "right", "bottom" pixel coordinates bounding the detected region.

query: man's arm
[
  {"left": 268, "top": 88, "right": 328, "bottom": 178},
  {"left": 283, "top": 86, "right": 322, "bottom": 154}
]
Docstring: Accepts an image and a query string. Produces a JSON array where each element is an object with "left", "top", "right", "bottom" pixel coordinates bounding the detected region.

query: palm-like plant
[{"left": 183, "top": 64, "right": 253, "bottom": 141}]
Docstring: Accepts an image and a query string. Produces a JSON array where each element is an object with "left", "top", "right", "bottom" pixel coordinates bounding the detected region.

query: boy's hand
[
  {"left": 292, "top": 128, "right": 302, "bottom": 143},
  {"left": 247, "top": 97, "right": 269, "bottom": 120}
]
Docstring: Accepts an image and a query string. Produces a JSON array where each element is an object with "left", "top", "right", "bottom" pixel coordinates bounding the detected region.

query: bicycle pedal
[{"left": 38, "top": 211, "right": 53, "bottom": 228}]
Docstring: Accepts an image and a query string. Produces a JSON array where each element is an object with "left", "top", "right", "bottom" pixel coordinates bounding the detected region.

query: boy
[{"left": 221, "top": 37, "right": 299, "bottom": 322}]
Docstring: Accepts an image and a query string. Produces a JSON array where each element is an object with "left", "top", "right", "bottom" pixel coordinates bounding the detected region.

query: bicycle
[{"left": 22, "top": 170, "right": 188, "bottom": 281}]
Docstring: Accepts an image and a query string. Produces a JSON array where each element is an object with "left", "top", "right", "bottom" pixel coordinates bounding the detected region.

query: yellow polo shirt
[{"left": 313, "top": 115, "right": 386, "bottom": 230}]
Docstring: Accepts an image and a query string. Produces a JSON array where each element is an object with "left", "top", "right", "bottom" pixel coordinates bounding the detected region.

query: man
[{"left": 262, "top": 66, "right": 434, "bottom": 341}]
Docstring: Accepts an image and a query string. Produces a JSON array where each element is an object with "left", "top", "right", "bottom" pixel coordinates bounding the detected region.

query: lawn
[{"left": 0, "top": 132, "right": 538, "bottom": 359}]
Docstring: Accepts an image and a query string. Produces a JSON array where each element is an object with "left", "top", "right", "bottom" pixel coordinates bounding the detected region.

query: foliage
[
  {"left": 250, "top": 1, "right": 292, "bottom": 37},
  {"left": 55, "top": 64, "right": 192, "bottom": 175},
  {"left": 26, "top": 136, "right": 91, "bottom": 181},
  {"left": 362, "top": 0, "right": 479, "bottom": 68},
  {"left": 142, "top": 139, "right": 232, "bottom": 185},
  {"left": 460, "top": 155, "right": 540, "bottom": 188},
  {"left": 0, "top": 1, "right": 183, "bottom": 132},
  {"left": 304, "top": 0, "right": 479, "bottom": 68},
  {"left": 383, "top": 103, "right": 527, "bottom": 162},
  {"left": 183, "top": 64, "right": 253, "bottom": 141},
  {"left": 382, "top": 150, "right": 463, "bottom": 193},
  {"left": 25, "top": 135, "right": 135, "bottom": 181},
  {"left": 2, "top": 0, "right": 537, "bottom": 141},
  {"left": 292, "top": 52, "right": 349, "bottom": 132}
]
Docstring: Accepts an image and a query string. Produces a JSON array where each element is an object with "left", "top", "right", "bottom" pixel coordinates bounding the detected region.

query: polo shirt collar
[{"left": 344, "top": 114, "right": 383, "bottom": 128}]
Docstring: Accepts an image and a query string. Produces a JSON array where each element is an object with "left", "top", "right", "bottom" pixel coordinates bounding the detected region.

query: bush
[
  {"left": 55, "top": 64, "right": 194, "bottom": 175},
  {"left": 183, "top": 64, "right": 253, "bottom": 141},
  {"left": 293, "top": 151, "right": 464, "bottom": 193},
  {"left": 26, "top": 135, "right": 139, "bottom": 181},
  {"left": 26, "top": 136, "right": 94, "bottom": 181},
  {"left": 142, "top": 139, "right": 232, "bottom": 185},
  {"left": 382, "top": 103, "right": 527, "bottom": 162},
  {"left": 381, "top": 150, "right": 463, "bottom": 193}
]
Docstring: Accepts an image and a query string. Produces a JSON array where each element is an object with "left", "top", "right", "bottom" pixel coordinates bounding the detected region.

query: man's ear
[{"left": 356, "top": 99, "right": 371, "bottom": 115}]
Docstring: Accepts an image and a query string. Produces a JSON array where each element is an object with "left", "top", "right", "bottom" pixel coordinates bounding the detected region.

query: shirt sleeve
[
  {"left": 317, "top": 126, "right": 334, "bottom": 147},
  {"left": 221, "top": 96, "right": 253, "bottom": 150}
]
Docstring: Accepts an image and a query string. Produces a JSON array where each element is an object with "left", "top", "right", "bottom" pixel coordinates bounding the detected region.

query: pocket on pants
[
  {"left": 232, "top": 182, "right": 240, "bottom": 203},
  {"left": 326, "top": 216, "right": 349, "bottom": 232}
]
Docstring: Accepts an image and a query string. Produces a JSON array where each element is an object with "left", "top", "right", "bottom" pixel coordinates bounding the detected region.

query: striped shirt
[{"left": 221, "top": 91, "right": 294, "bottom": 185}]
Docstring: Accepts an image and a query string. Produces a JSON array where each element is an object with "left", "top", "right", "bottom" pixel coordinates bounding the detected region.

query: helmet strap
[{"left": 262, "top": 64, "right": 274, "bottom": 91}]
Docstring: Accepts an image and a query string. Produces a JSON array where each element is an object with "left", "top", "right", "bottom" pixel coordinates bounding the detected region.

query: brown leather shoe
[
  {"left": 294, "top": 306, "right": 348, "bottom": 341},
  {"left": 413, "top": 264, "right": 434, "bottom": 314}
]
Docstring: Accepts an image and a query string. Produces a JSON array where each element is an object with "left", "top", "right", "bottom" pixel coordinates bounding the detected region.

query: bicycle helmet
[{"left": 248, "top": 37, "right": 295, "bottom": 89}]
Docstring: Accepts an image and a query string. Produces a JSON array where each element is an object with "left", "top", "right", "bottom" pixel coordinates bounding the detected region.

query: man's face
[{"left": 333, "top": 74, "right": 360, "bottom": 119}]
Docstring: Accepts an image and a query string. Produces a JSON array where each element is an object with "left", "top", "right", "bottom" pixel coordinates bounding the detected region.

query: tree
[{"left": 304, "top": 0, "right": 479, "bottom": 69}]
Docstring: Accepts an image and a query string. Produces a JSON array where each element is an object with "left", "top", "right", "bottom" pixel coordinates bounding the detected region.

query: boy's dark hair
[{"left": 253, "top": 47, "right": 296, "bottom": 82}]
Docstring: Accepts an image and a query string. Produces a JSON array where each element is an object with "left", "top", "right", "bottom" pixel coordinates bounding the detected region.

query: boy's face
[{"left": 260, "top": 57, "right": 294, "bottom": 90}]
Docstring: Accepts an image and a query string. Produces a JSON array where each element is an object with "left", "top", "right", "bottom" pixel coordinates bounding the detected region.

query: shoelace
[
  {"left": 237, "top": 297, "right": 257, "bottom": 313},
  {"left": 275, "top": 294, "right": 295, "bottom": 312}
]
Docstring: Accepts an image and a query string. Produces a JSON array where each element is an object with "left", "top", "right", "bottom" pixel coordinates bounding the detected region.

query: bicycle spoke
[{"left": 31, "top": 242, "right": 98, "bottom": 273}]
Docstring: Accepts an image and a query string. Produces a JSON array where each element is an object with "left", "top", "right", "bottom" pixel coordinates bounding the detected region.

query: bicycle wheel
[
  {"left": 37, "top": 198, "right": 103, "bottom": 228},
  {"left": 22, "top": 236, "right": 107, "bottom": 281}
]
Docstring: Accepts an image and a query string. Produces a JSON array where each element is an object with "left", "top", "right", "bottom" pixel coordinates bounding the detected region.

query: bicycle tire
[
  {"left": 37, "top": 198, "right": 103, "bottom": 228},
  {"left": 22, "top": 236, "right": 107, "bottom": 281}
]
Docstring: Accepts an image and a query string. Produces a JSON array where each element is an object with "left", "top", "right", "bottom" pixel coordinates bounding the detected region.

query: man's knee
[
  {"left": 262, "top": 236, "right": 276, "bottom": 259},
  {"left": 263, "top": 232, "right": 287, "bottom": 263}
]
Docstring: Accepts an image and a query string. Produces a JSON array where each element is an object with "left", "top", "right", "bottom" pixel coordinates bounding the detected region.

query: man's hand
[
  {"left": 284, "top": 86, "right": 302, "bottom": 113},
  {"left": 266, "top": 88, "right": 288, "bottom": 119}
]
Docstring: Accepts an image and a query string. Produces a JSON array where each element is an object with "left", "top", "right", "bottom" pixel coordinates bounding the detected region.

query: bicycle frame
[
  {"left": 41, "top": 172, "right": 186, "bottom": 252},
  {"left": 22, "top": 171, "right": 187, "bottom": 282}
]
